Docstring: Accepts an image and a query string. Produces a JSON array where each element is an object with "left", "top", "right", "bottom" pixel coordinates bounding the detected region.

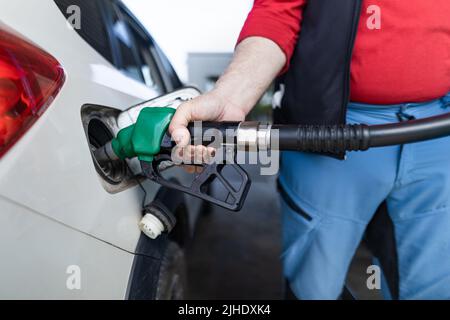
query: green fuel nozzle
[{"left": 94, "top": 107, "right": 176, "bottom": 164}]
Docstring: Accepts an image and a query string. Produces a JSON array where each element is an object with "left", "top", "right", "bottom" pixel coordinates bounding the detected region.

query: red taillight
[{"left": 0, "top": 27, "right": 65, "bottom": 157}]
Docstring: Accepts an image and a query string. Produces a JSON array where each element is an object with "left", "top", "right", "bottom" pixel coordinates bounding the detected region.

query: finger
[
  {"left": 203, "top": 146, "right": 216, "bottom": 164},
  {"left": 173, "top": 145, "right": 201, "bottom": 166},
  {"left": 202, "top": 146, "right": 211, "bottom": 164},
  {"left": 171, "top": 145, "right": 184, "bottom": 165},
  {"left": 195, "top": 166, "right": 204, "bottom": 174},
  {"left": 207, "top": 147, "right": 216, "bottom": 162},
  {"left": 194, "top": 145, "right": 206, "bottom": 165},
  {"left": 182, "top": 145, "right": 195, "bottom": 165},
  {"left": 169, "top": 102, "right": 193, "bottom": 147}
]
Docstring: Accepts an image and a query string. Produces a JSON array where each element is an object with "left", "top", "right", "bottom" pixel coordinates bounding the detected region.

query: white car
[{"left": 0, "top": 0, "right": 204, "bottom": 299}]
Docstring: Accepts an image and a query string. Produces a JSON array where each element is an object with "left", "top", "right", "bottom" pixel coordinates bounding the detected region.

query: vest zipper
[{"left": 340, "top": 0, "right": 364, "bottom": 125}]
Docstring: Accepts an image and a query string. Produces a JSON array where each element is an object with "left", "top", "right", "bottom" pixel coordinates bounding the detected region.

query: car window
[
  {"left": 109, "top": 4, "right": 165, "bottom": 94},
  {"left": 127, "top": 23, "right": 165, "bottom": 93},
  {"left": 110, "top": 5, "right": 145, "bottom": 83},
  {"left": 153, "top": 43, "right": 183, "bottom": 90},
  {"left": 54, "top": 0, "right": 114, "bottom": 64},
  {"left": 55, "top": 0, "right": 167, "bottom": 93}
]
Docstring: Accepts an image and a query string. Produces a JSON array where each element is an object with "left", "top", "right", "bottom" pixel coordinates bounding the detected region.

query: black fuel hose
[
  {"left": 271, "top": 111, "right": 450, "bottom": 153},
  {"left": 367, "top": 111, "right": 450, "bottom": 147}
]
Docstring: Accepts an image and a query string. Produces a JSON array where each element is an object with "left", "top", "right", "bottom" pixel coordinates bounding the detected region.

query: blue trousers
[{"left": 279, "top": 92, "right": 450, "bottom": 299}]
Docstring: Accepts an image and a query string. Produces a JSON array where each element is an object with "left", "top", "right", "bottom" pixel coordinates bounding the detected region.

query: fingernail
[{"left": 174, "top": 135, "right": 183, "bottom": 144}]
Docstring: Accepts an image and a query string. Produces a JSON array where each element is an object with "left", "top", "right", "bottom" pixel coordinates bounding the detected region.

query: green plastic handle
[{"left": 111, "top": 107, "right": 175, "bottom": 162}]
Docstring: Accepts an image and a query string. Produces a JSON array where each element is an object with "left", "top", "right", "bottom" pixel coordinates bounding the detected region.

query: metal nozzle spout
[{"left": 93, "top": 141, "right": 120, "bottom": 165}]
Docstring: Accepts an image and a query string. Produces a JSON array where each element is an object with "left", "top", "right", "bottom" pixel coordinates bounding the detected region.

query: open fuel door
[{"left": 81, "top": 87, "right": 201, "bottom": 193}]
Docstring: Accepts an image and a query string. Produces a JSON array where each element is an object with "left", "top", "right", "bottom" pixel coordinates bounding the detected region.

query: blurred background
[{"left": 124, "top": 0, "right": 252, "bottom": 84}]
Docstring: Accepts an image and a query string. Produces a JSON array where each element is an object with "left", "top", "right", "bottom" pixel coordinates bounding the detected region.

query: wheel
[{"left": 155, "top": 241, "right": 187, "bottom": 300}]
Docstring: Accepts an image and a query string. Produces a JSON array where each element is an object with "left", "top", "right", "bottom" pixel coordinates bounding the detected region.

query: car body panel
[{"left": 0, "top": 196, "right": 134, "bottom": 299}]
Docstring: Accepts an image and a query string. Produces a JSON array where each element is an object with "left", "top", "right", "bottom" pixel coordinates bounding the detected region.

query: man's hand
[
  {"left": 169, "top": 91, "right": 245, "bottom": 171},
  {"left": 169, "top": 90, "right": 246, "bottom": 147},
  {"left": 168, "top": 36, "right": 286, "bottom": 167}
]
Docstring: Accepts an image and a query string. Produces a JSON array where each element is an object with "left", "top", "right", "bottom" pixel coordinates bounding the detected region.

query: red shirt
[{"left": 237, "top": 0, "right": 450, "bottom": 104}]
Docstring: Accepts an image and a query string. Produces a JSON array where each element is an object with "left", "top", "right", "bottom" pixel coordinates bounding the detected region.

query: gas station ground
[{"left": 186, "top": 165, "right": 381, "bottom": 300}]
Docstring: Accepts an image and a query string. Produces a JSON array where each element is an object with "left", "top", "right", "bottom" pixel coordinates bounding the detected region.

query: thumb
[{"left": 169, "top": 101, "right": 193, "bottom": 147}]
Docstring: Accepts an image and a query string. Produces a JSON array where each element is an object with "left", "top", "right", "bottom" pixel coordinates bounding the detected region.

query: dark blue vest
[{"left": 275, "top": 0, "right": 364, "bottom": 157}]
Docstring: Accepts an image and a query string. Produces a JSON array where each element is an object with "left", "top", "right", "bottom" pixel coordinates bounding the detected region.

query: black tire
[{"left": 155, "top": 241, "right": 187, "bottom": 300}]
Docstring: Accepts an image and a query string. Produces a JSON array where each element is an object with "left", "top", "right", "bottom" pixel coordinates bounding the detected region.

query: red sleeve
[{"left": 237, "top": 0, "right": 306, "bottom": 73}]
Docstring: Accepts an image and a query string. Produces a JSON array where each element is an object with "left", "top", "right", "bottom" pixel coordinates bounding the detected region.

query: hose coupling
[{"left": 236, "top": 121, "right": 272, "bottom": 151}]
